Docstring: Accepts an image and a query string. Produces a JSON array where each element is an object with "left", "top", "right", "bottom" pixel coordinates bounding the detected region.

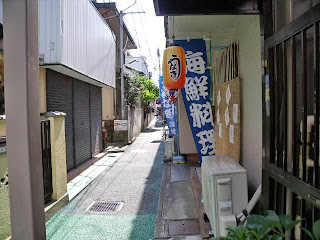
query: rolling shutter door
[
  {"left": 46, "top": 69, "right": 75, "bottom": 171},
  {"left": 73, "top": 79, "right": 91, "bottom": 166},
  {"left": 90, "top": 85, "right": 103, "bottom": 155}
]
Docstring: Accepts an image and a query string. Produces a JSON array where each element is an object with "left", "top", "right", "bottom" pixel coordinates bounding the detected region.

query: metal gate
[
  {"left": 47, "top": 70, "right": 103, "bottom": 172},
  {"left": 41, "top": 120, "right": 53, "bottom": 203},
  {"left": 263, "top": 4, "right": 320, "bottom": 237},
  {"left": 90, "top": 85, "right": 103, "bottom": 156},
  {"left": 46, "top": 69, "right": 75, "bottom": 171},
  {"left": 73, "top": 79, "right": 91, "bottom": 166}
]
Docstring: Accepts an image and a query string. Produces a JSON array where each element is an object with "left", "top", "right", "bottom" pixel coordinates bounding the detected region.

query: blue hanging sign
[
  {"left": 159, "top": 76, "right": 178, "bottom": 136},
  {"left": 174, "top": 39, "right": 215, "bottom": 161}
]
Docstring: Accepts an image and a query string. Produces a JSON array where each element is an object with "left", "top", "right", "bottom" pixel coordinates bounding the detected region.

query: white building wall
[
  {"left": 125, "top": 56, "right": 148, "bottom": 76},
  {"left": 39, "top": 0, "right": 116, "bottom": 88},
  {"left": 230, "top": 15, "right": 262, "bottom": 195}
]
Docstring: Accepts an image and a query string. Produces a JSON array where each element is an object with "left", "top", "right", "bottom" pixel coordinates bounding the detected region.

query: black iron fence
[
  {"left": 41, "top": 120, "right": 53, "bottom": 203},
  {"left": 263, "top": 4, "right": 320, "bottom": 238}
]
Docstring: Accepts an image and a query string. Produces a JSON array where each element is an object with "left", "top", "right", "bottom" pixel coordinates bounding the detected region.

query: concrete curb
[{"left": 45, "top": 193, "right": 69, "bottom": 222}]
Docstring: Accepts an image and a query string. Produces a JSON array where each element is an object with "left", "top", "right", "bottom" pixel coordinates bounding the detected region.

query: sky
[{"left": 97, "top": 0, "right": 166, "bottom": 83}]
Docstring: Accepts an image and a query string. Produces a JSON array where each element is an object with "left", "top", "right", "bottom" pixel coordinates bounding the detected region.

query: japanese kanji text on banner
[
  {"left": 174, "top": 39, "right": 215, "bottom": 162},
  {"left": 159, "top": 76, "right": 178, "bottom": 136}
]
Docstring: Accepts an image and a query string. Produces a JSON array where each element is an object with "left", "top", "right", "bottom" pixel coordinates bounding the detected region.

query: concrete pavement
[
  {"left": 46, "top": 117, "right": 165, "bottom": 240},
  {"left": 154, "top": 162, "right": 202, "bottom": 240}
]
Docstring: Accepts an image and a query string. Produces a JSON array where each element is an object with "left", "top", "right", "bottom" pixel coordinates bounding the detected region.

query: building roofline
[{"left": 94, "top": 2, "right": 137, "bottom": 49}]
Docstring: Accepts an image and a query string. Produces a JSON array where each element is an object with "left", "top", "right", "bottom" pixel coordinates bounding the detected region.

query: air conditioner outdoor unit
[{"left": 202, "top": 155, "right": 248, "bottom": 237}]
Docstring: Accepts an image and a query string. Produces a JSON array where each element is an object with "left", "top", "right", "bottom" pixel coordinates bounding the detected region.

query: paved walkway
[
  {"left": 46, "top": 118, "right": 165, "bottom": 240},
  {"left": 154, "top": 162, "right": 202, "bottom": 240}
]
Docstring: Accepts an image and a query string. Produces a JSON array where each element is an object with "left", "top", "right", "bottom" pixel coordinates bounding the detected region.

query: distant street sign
[{"left": 114, "top": 120, "right": 128, "bottom": 131}]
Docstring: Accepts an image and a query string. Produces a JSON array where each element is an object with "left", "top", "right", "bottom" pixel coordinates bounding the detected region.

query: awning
[{"left": 153, "top": 0, "right": 262, "bottom": 16}]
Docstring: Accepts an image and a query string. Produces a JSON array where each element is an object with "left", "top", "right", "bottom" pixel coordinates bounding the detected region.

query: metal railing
[{"left": 263, "top": 4, "right": 320, "bottom": 237}]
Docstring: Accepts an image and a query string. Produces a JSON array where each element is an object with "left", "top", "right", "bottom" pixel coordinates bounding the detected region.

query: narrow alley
[
  {"left": 46, "top": 118, "right": 165, "bottom": 240},
  {"left": 1, "top": 1, "right": 320, "bottom": 239}
]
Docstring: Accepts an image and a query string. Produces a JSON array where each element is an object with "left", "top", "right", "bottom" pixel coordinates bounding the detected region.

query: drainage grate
[
  {"left": 87, "top": 201, "right": 124, "bottom": 213},
  {"left": 168, "top": 220, "right": 200, "bottom": 236}
]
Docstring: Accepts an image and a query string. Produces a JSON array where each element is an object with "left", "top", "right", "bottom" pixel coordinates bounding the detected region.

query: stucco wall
[
  {"left": 231, "top": 16, "right": 262, "bottom": 196},
  {"left": 47, "top": 115, "right": 67, "bottom": 201},
  {"left": 40, "top": 68, "right": 47, "bottom": 113},
  {"left": 102, "top": 87, "right": 115, "bottom": 120},
  {"left": 128, "top": 107, "right": 143, "bottom": 141},
  {"left": 0, "top": 184, "right": 10, "bottom": 240},
  {"left": 0, "top": 120, "right": 5, "bottom": 138},
  {"left": 0, "top": 153, "right": 7, "bottom": 180}
]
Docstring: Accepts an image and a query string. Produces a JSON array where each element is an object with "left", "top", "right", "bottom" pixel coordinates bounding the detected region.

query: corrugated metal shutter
[
  {"left": 73, "top": 79, "right": 91, "bottom": 166},
  {"left": 90, "top": 85, "right": 103, "bottom": 155},
  {"left": 46, "top": 69, "right": 75, "bottom": 171}
]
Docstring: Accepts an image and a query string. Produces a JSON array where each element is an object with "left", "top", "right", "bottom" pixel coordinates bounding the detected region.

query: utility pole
[
  {"left": 119, "top": 10, "right": 144, "bottom": 120},
  {"left": 3, "top": 0, "right": 46, "bottom": 239},
  {"left": 120, "top": 11, "right": 125, "bottom": 120},
  {"left": 157, "top": 48, "right": 165, "bottom": 122}
]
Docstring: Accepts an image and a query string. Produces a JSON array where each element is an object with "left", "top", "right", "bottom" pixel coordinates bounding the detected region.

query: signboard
[
  {"left": 159, "top": 76, "right": 178, "bottom": 136},
  {"left": 174, "top": 39, "right": 215, "bottom": 162},
  {"left": 114, "top": 120, "right": 128, "bottom": 131}
]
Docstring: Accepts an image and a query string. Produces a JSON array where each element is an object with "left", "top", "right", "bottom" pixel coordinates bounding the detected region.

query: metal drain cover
[{"left": 87, "top": 201, "right": 124, "bottom": 213}]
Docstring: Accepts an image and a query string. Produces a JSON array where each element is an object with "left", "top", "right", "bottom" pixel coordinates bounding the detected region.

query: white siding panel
[
  {"left": 39, "top": 0, "right": 61, "bottom": 63},
  {"left": 39, "top": 0, "right": 116, "bottom": 88}
]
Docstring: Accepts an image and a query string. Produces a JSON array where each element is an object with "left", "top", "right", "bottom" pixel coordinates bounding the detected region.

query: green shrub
[
  {"left": 124, "top": 74, "right": 159, "bottom": 107},
  {"left": 210, "top": 210, "right": 303, "bottom": 240}
]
